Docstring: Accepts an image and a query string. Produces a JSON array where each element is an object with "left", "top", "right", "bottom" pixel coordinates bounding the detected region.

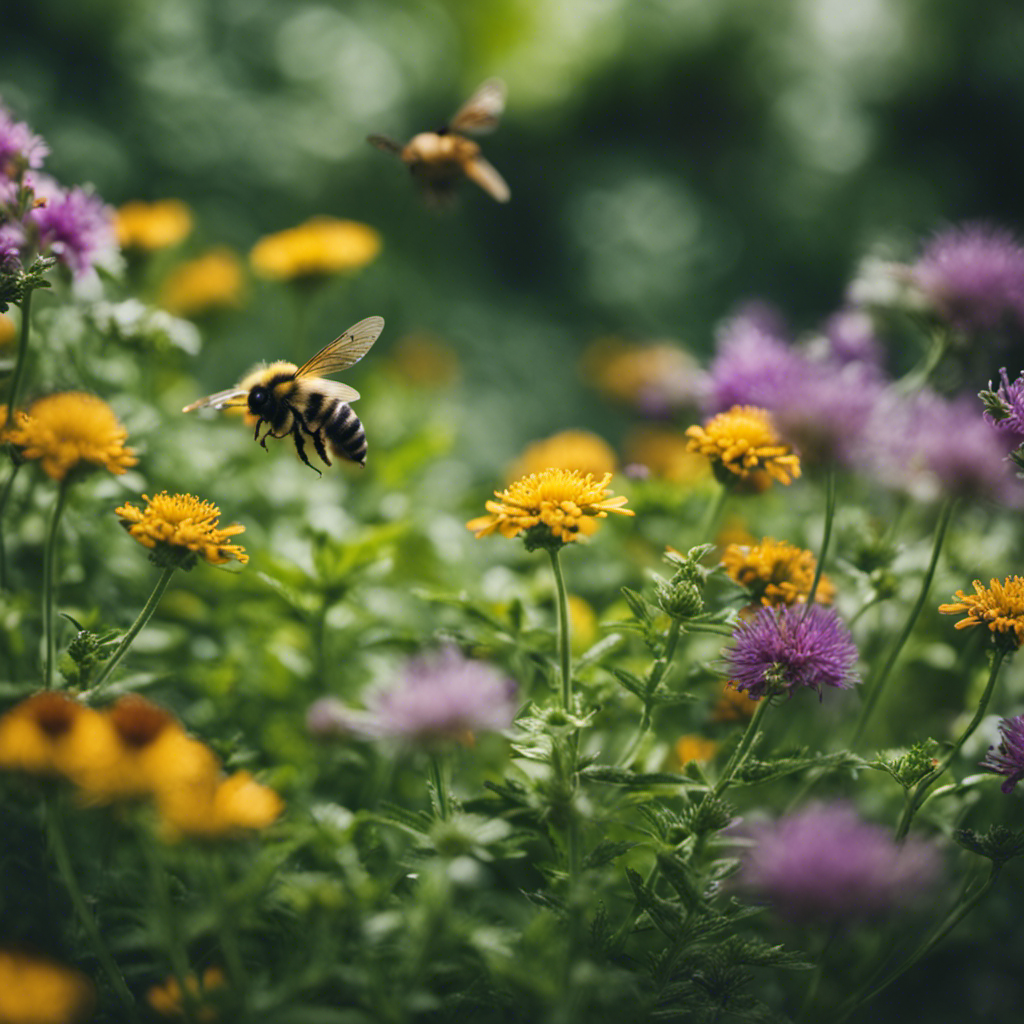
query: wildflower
[
  {"left": 507, "top": 429, "right": 617, "bottom": 482},
  {"left": 675, "top": 734, "right": 717, "bottom": 765},
  {"left": 912, "top": 222, "right": 1024, "bottom": 332},
  {"left": 115, "top": 199, "right": 193, "bottom": 251},
  {"left": 736, "top": 802, "right": 941, "bottom": 924},
  {"left": 250, "top": 217, "right": 381, "bottom": 281},
  {"left": 6, "top": 392, "right": 137, "bottom": 481},
  {"left": 157, "top": 770, "right": 284, "bottom": 841},
  {"left": 939, "top": 577, "right": 1024, "bottom": 650},
  {"left": 623, "top": 427, "right": 710, "bottom": 484},
  {"left": 981, "top": 367, "right": 1024, "bottom": 447},
  {"left": 582, "top": 337, "right": 705, "bottom": 415},
  {"left": 0, "top": 948, "right": 95, "bottom": 1024},
  {"left": 0, "top": 692, "right": 107, "bottom": 778},
  {"left": 685, "top": 406, "right": 801, "bottom": 486},
  {"left": 466, "top": 468, "right": 633, "bottom": 548},
  {"left": 711, "top": 681, "right": 757, "bottom": 722},
  {"left": 308, "top": 647, "right": 517, "bottom": 746},
  {"left": 158, "top": 248, "right": 245, "bottom": 317},
  {"left": 115, "top": 492, "right": 248, "bottom": 569},
  {"left": 147, "top": 966, "right": 225, "bottom": 1020},
  {"left": 724, "top": 604, "right": 860, "bottom": 700},
  {"left": 723, "top": 537, "right": 835, "bottom": 608},
  {"left": 0, "top": 102, "right": 49, "bottom": 173},
  {"left": 28, "top": 176, "right": 116, "bottom": 278},
  {"left": 821, "top": 308, "right": 885, "bottom": 368},
  {"left": 980, "top": 714, "right": 1024, "bottom": 794}
]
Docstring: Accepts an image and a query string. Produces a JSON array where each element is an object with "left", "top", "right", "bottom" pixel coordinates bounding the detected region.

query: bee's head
[{"left": 248, "top": 385, "right": 270, "bottom": 414}]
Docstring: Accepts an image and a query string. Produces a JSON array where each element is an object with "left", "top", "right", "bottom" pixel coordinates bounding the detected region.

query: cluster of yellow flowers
[{"left": 0, "top": 693, "right": 282, "bottom": 840}]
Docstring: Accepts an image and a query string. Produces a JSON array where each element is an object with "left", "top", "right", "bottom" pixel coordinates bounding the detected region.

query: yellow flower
[
  {"left": 710, "top": 681, "right": 757, "bottom": 723},
  {"left": 147, "top": 966, "right": 225, "bottom": 1020},
  {"left": 466, "top": 469, "right": 634, "bottom": 547},
  {"left": 115, "top": 199, "right": 193, "bottom": 251},
  {"left": 159, "top": 248, "right": 245, "bottom": 317},
  {"left": 157, "top": 770, "right": 284, "bottom": 841},
  {"left": 115, "top": 492, "right": 248, "bottom": 568},
  {"left": 568, "top": 594, "right": 599, "bottom": 654},
  {"left": 250, "top": 217, "right": 381, "bottom": 281},
  {"left": 0, "top": 312, "right": 17, "bottom": 348},
  {"left": 723, "top": 537, "right": 835, "bottom": 607},
  {"left": 0, "top": 949, "right": 95, "bottom": 1024},
  {"left": 6, "top": 393, "right": 138, "bottom": 482},
  {"left": 0, "top": 692, "right": 107, "bottom": 778},
  {"left": 675, "top": 734, "right": 718, "bottom": 765},
  {"left": 582, "top": 337, "right": 701, "bottom": 411},
  {"left": 939, "top": 577, "right": 1024, "bottom": 649},
  {"left": 386, "top": 332, "right": 461, "bottom": 387},
  {"left": 623, "top": 426, "right": 710, "bottom": 484},
  {"left": 507, "top": 430, "right": 617, "bottom": 483},
  {"left": 685, "top": 405, "right": 801, "bottom": 486}
]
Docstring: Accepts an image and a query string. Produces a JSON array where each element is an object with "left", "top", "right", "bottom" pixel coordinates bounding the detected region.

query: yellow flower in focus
[
  {"left": 147, "top": 966, "right": 225, "bottom": 1020},
  {"left": 939, "top": 577, "right": 1024, "bottom": 649},
  {"left": 6, "top": 393, "right": 138, "bottom": 482},
  {"left": 685, "top": 405, "right": 801, "bottom": 486},
  {"left": 466, "top": 469, "right": 634, "bottom": 548},
  {"left": 675, "top": 734, "right": 718, "bottom": 765},
  {"left": 507, "top": 430, "right": 617, "bottom": 483},
  {"left": 710, "top": 681, "right": 757, "bottom": 723},
  {"left": 250, "top": 217, "right": 381, "bottom": 281},
  {"left": 115, "top": 492, "right": 248, "bottom": 568},
  {"left": 159, "top": 248, "right": 245, "bottom": 317},
  {"left": 157, "top": 770, "right": 284, "bottom": 841},
  {"left": 0, "top": 312, "right": 16, "bottom": 348},
  {"left": 723, "top": 537, "right": 835, "bottom": 608},
  {"left": 624, "top": 426, "right": 710, "bottom": 484},
  {"left": 386, "top": 332, "right": 461, "bottom": 387},
  {"left": 116, "top": 199, "right": 193, "bottom": 251},
  {"left": 0, "top": 949, "right": 95, "bottom": 1024},
  {"left": 0, "top": 692, "right": 109, "bottom": 779}
]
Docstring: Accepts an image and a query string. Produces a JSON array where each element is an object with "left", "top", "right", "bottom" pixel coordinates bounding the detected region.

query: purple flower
[
  {"left": 821, "top": 308, "right": 886, "bottom": 369},
  {"left": 913, "top": 222, "right": 1024, "bottom": 332},
  {"left": 0, "top": 102, "right": 48, "bottom": 173},
  {"left": 736, "top": 803, "right": 942, "bottom": 924},
  {"left": 27, "top": 176, "right": 116, "bottom": 278},
  {"left": 704, "top": 307, "right": 800, "bottom": 414},
  {"left": 982, "top": 367, "right": 1024, "bottom": 447},
  {"left": 307, "top": 647, "right": 517, "bottom": 746},
  {"left": 724, "top": 605, "right": 860, "bottom": 700},
  {"left": 980, "top": 714, "right": 1024, "bottom": 794}
]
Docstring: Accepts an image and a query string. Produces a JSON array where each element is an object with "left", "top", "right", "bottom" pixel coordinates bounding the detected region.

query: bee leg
[
  {"left": 255, "top": 419, "right": 272, "bottom": 450},
  {"left": 291, "top": 424, "right": 322, "bottom": 477},
  {"left": 310, "top": 428, "right": 332, "bottom": 467}
]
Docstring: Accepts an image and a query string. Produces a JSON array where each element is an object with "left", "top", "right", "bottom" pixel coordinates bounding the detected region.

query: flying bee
[
  {"left": 183, "top": 316, "right": 384, "bottom": 474},
  {"left": 368, "top": 78, "right": 510, "bottom": 205}
]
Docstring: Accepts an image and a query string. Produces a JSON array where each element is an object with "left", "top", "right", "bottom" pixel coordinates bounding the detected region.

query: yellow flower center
[{"left": 685, "top": 405, "right": 801, "bottom": 486}]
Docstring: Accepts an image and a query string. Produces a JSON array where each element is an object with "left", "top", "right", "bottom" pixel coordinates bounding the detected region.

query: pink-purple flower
[
  {"left": 307, "top": 647, "right": 518, "bottom": 746},
  {"left": 980, "top": 714, "right": 1024, "bottom": 794},
  {"left": 724, "top": 604, "right": 860, "bottom": 701},
  {"left": 0, "top": 102, "right": 48, "bottom": 173},
  {"left": 736, "top": 802, "right": 942, "bottom": 924},
  {"left": 27, "top": 176, "right": 116, "bottom": 279},
  {"left": 982, "top": 368, "right": 1024, "bottom": 447}
]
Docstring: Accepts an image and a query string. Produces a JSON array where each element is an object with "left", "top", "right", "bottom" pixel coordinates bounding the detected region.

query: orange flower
[
  {"left": 710, "top": 681, "right": 757, "bottom": 723},
  {"left": 675, "top": 734, "right": 718, "bottom": 765},
  {"left": 157, "top": 771, "right": 284, "bottom": 841},
  {"left": 685, "top": 406, "right": 801, "bottom": 486},
  {"left": 939, "top": 577, "right": 1024, "bottom": 649},
  {"left": 147, "top": 966, "right": 225, "bottom": 1020},
  {"left": 0, "top": 693, "right": 108, "bottom": 779},
  {"left": 0, "top": 948, "right": 95, "bottom": 1024},
  {"left": 723, "top": 537, "right": 835, "bottom": 607}
]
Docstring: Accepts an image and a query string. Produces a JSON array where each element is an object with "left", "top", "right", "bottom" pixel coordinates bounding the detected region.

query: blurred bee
[
  {"left": 368, "top": 79, "right": 510, "bottom": 205},
  {"left": 183, "top": 316, "right": 384, "bottom": 473}
]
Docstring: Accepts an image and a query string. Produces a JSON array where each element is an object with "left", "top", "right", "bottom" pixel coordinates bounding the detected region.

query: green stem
[
  {"left": 696, "top": 481, "right": 729, "bottom": 543},
  {"left": 712, "top": 695, "right": 772, "bottom": 799},
  {"left": 92, "top": 566, "right": 177, "bottom": 688},
  {"left": 46, "top": 795, "right": 140, "bottom": 1022},
  {"left": 210, "top": 853, "right": 247, "bottom": 996},
  {"left": 893, "top": 326, "right": 952, "bottom": 396},
  {"left": 852, "top": 499, "right": 955, "bottom": 746},
  {"left": 4, "top": 289, "right": 33, "bottom": 429},
  {"left": 42, "top": 479, "right": 71, "bottom": 688},
  {"left": 0, "top": 460, "right": 22, "bottom": 590},
  {"left": 895, "top": 644, "right": 1008, "bottom": 842},
  {"left": 548, "top": 547, "right": 572, "bottom": 711},
  {"left": 681, "top": 621, "right": 735, "bottom": 637},
  {"left": 804, "top": 464, "right": 836, "bottom": 612},
  {"left": 429, "top": 752, "right": 451, "bottom": 821},
  {"left": 617, "top": 620, "right": 682, "bottom": 767}
]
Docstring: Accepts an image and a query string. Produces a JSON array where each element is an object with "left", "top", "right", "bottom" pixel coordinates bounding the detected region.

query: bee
[
  {"left": 183, "top": 316, "right": 384, "bottom": 474},
  {"left": 368, "top": 79, "right": 510, "bottom": 205}
]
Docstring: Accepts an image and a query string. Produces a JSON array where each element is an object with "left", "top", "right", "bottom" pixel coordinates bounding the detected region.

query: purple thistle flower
[
  {"left": 821, "top": 308, "right": 886, "bottom": 369},
  {"left": 913, "top": 222, "right": 1024, "bottom": 332},
  {"left": 737, "top": 802, "right": 942, "bottom": 924},
  {"left": 0, "top": 102, "right": 48, "bottom": 173},
  {"left": 27, "top": 176, "right": 116, "bottom": 278},
  {"left": 724, "top": 604, "right": 860, "bottom": 700},
  {"left": 307, "top": 647, "right": 517, "bottom": 746},
  {"left": 980, "top": 714, "right": 1024, "bottom": 794},
  {"left": 982, "top": 367, "right": 1024, "bottom": 447}
]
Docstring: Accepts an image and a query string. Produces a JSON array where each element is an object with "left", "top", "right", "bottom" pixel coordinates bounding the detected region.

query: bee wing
[
  {"left": 303, "top": 378, "right": 362, "bottom": 404},
  {"left": 182, "top": 387, "right": 250, "bottom": 413},
  {"left": 463, "top": 155, "right": 510, "bottom": 202},
  {"left": 295, "top": 316, "right": 385, "bottom": 378},
  {"left": 367, "top": 133, "right": 404, "bottom": 156},
  {"left": 448, "top": 78, "right": 507, "bottom": 135}
]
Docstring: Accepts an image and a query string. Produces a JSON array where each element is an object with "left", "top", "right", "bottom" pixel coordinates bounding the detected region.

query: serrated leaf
[
  {"left": 575, "top": 632, "right": 625, "bottom": 670},
  {"left": 622, "top": 587, "right": 653, "bottom": 623},
  {"left": 581, "top": 765, "right": 708, "bottom": 789},
  {"left": 583, "top": 839, "right": 640, "bottom": 869},
  {"left": 610, "top": 667, "right": 647, "bottom": 699}
]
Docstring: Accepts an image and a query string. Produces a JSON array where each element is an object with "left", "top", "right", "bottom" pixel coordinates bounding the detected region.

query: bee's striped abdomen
[{"left": 324, "top": 402, "right": 367, "bottom": 466}]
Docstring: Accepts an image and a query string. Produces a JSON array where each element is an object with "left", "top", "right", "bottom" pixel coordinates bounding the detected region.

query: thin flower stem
[
  {"left": 93, "top": 566, "right": 177, "bottom": 688},
  {"left": 548, "top": 548, "right": 572, "bottom": 711},
  {"left": 0, "top": 460, "right": 22, "bottom": 590},
  {"left": 429, "top": 752, "right": 451, "bottom": 821},
  {"left": 895, "top": 644, "right": 1008, "bottom": 842},
  {"left": 45, "top": 795, "right": 141, "bottom": 1023},
  {"left": 696, "top": 481, "right": 729, "bottom": 543},
  {"left": 852, "top": 499, "right": 956, "bottom": 746},
  {"left": 617, "top": 620, "right": 682, "bottom": 767},
  {"left": 4, "top": 289, "right": 33, "bottom": 431},
  {"left": 42, "top": 479, "right": 71, "bottom": 688},
  {"left": 803, "top": 464, "right": 836, "bottom": 613},
  {"left": 712, "top": 696, "right": 772, "bottom": 799}
]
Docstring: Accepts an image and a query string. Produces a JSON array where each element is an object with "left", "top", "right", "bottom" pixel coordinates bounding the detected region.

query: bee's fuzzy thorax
[{"left": 238, "top": 360, "right": 298, "bottom": 390}]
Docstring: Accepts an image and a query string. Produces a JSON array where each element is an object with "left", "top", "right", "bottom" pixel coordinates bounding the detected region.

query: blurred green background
[{"left": 7, "top": 0, "right": 1024, "bottom": 451}]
